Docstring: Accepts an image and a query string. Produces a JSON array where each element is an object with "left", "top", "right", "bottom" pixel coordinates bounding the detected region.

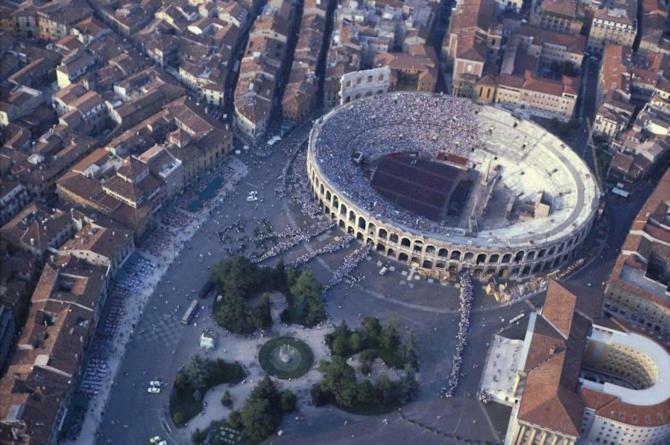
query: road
[{"left": 92, "top": 49, "right": 662, "bottom": 445}]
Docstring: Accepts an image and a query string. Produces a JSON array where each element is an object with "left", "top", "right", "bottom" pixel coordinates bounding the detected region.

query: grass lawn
[{"left": 170, "top": 361, "right": 245, "bottom": 427}]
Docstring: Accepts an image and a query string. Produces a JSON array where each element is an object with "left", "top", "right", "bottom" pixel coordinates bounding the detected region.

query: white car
[
  {"left": 147, "top": 386, "right": 161, "bottom": 394},
  {"left": 149, "top": 436, "right": 161, "bottom": 444},
  {"left": 149, "top": 380, "right": 162, "bottom": 387}
]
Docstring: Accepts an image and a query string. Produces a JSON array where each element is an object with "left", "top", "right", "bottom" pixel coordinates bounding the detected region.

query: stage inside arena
[{"left": 369, "top": 154, "right": 474, "bottom": 222}]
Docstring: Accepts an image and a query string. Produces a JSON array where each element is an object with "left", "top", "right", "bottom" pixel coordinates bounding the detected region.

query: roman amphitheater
[{"left": 306, "top": 92, "right": 601, "bottom": 281}]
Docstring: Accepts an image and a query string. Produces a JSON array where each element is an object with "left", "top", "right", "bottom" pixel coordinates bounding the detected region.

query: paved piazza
[
  {"left": 307, "top": 93, "right": 600, "bottom": 281},
  {"left": 87, "top": 108, "right": 636, "bottom": 445}
]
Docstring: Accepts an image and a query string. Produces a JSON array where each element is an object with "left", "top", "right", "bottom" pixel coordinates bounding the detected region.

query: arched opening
[
  {"left": 389, "top": 233, "right": 398, "bottom": 243},
  {"left": 451, "top": 250, "right": 461, "bottom": 261},
  {"left": 464, "top": 252, "right": 474, "bottom": 262},
  {"left": 502, "top": 253, "right": 512, "bottom": 264},
  {"left": 438, "top": 248, "right": 449, "bottom": 258},
  {"left": 476, "top": 253, "right": 487, "bottom": 265},
  {"left": 538, "top": 249, "right": 547, "bottom": 259},
  {"left": 347, "top": 226, "right": 354, "bottom": 235},
  {"left": 387, "top": 248, "right": 396, "bottom": 258},
  {"left": 326, "top": 190, "right": 331, "bottom": 201},
  {"left": 401, "top": 237, "right": 411, "bottom": 247},
  {"left": 339, "top": 220, "right": 345, "bottom": 228},
  {"left": 422, "top": 260, "right": 433, "bottom": 269},
  {"left": 358, "top": 216, "right": 366, "bottom": 230},
  {"left": 348, "top": 210, "right": 356, "bottom": 223},
  {"left": 514, "top": 251, "right": 524, "bottom": 263},
  {"left": 376, "top": 243, "right": 385, "bottom": 252},
  {"left": 398, "top": 252, "right": 409, "bottom": 261},
  {"left": 356, "top": 233, "right": 364, "bottom": 241},
  {"left": 340, "top": 204, "right": 347, "bottom": 216},
  {"left": 378, "top": 228, "right": 387, "bottom": 239},
  {"left": 436, "top": 261, "right": 446, "bottom": 269},
  {"left": 527, "top": 251, "right": 536, "bottom": 261},
  {"left": 489, "top": 254, "right": 499, "bottom": 264},
  {"left": 425, "top": 245, "right": 436, "bottom": 255},
  {"left": 368, "top": 223, "right": 376, "bottom": 235}
]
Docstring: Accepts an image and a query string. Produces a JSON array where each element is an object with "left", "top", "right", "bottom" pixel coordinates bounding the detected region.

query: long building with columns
[{"left": 306, "top": 93, "right": 600, "bottom": 281}]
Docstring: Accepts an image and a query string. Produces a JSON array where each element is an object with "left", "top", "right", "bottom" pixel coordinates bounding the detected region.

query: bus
[{"left": 181, "top": 299, "right": 199, "bottom": 325}]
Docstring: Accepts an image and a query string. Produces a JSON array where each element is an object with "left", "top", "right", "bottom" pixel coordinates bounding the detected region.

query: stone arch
[
  {"left": 358, "top": 216, "right": 366, "bottom": 230},
  {"left": 332, "top": 195, "right": 339, "bottom": 209},
  {"left": 326, "top": 190, "right": 331, "bottom": 201},
  {"left": 502, "top": 253, "right": 512, "bottom": 264},
  {"left": 422, "top": 260, "right": 433, "bottom": 269},
  {"left": 538, "top": 248, "right": 547, "bottom": 259},
  {"left": 514, "top": 251, "right": 524, "bottom": 263},
  {"left": 319, "top": 184, "right": 325, "bottom": 195},
  {"left": 526, "top": 251, "right": 536, "bottom": 261},
  {"left": 464, "top": 252, "right": 474, "bottom": 262},
  {"left": 356, "top": 233, "right": 364, "bottom": 241},
  {"left": 438, "top": 248, "right": 449, "bottom": 258},
  {"left": 489, "top": 254, "right": 500, "bottom": 264},
  {"left": 425, "top": 245, "right": 436, "bottom": 255},
  {"left": 436, "top": 261, "right": 446, "bottom": 269},
  {"left": 348, "top": 210, "right": 355, "bottom": 223},
  {"left": 347, "top": 226, "right": 354, "bottom": 235},
  {"left": 401, "top": 237, "right": 411, "bottom": 247},
  {"left": 368, "top": 222, "right": 376, "bottom": 235},
  {"left": 476, "top": 253, "right": 487, "bottom": 265},
  {"left": 339, "top": 220, "right": 345, "bottom": 228},
  {"left": 389, "top": 233, "right": 399, "bottom": 243},
  {"left": 387, "top": 248, "right": 396, "bottom": 258},
  {"left": 340, "top": 203, "right": 347, "bottom": 216},
  {"left": 451, "top": 250, "right": 461, "bottom": 261},
  {"left": 399, "top": 252, "right": 409, "bottom": 261},
  {"left": 378, "top": 228, "right": 388, "bottom": 239},
  {"left": 376, "top": 243, "right": 385, "bottom": 252}
]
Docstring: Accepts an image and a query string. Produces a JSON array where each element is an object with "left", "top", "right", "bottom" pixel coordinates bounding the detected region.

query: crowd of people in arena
[
  {"left": 443, "top": 271, "right": 473, "bottom": 398},
  {"left": 311, "top": 93, "right": 481, "bottom": 234}
]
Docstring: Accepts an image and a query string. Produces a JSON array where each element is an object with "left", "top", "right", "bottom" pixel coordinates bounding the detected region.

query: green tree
[
  {"left": 254, "top": 294, "right": 272, "bottom": 330},
  {"left": 400, "top": 365, "right": 419, "bottom": 403},
  {"left": 310, "top": 383, "right": 328, "bottom": 406},
  {"left": 375, "top": 373, "right": 395, "bottom": 405},
  {"left": 302, "top": 293, "right": 326, "bottom": 327},
  {"left": 290, "top": 271, "right": 322, "bottom": 302},
  {"left": 191, "top": 427, "right": 207, "bottom": 444},
  {"left": 381, "top": 319, "right": 400, "bottom": 351},
  {"left": 361, "top": 317, "right": 382, "bottom": 344},
  {"left": 209, "top": 256, "right": 259, "bottom": 300},
  {"left": 399, "top": 332, "right": 418, "bottom": 370},
  {"left": 332, "top": 335, "right": 348, "bottom": 356},
  {"left": 359, "top": 350, "right": 375, "bottom": 375},
  {"left": 221, "top": 390, "right": 233, "bottom": 408},
  {"left": 173, "top": 412, "right": 185, "bottom": 425},
  {"left": 319, "top": 357, "right": 358, "bottom": 408},
  {"left": 228, "top": 410, "right": 242, "bottom": 430},
  {"left": 357, "top": 380, "right": 376, "bottom": 405},
  {"left": 349, "top": 332, "right": 363, "bottom": 352},
  {"left": 174, "top": 372, "right": 188, "bottom": 391},
  {"left": 280, "top": 390, "right": 297, "bottom": 413},
  {"left": 182, "top": 355, "right": 211, "bottom": 390}
]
